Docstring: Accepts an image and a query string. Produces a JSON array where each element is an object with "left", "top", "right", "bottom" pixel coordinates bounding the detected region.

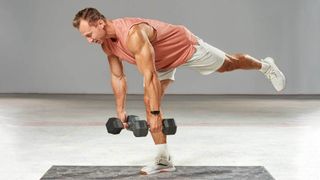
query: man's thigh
[{"left": 183, "top": 37, "right": 226, "bottom": 75}]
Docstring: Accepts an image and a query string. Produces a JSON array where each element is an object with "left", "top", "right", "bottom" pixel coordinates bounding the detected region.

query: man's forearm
[
  {"left": 144, "top": 71, "right": 161, "bottom": 112},
  {"left": 111, "top": 75, "right": 127, "bottom": 114}
]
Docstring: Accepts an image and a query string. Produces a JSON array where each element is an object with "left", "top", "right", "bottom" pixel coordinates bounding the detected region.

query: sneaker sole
[{"left": 140, "top": 166, "right": 176, "bottom": 175}]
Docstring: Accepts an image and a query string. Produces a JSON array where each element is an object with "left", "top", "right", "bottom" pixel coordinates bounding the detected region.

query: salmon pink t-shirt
[{"left": 103, "top": 17, "right": 197, "bottom": 71}]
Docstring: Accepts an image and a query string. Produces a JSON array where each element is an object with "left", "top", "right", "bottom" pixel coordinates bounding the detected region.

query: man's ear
[{"left": 97, "top": 19, "right": 106, "bottom": 29}]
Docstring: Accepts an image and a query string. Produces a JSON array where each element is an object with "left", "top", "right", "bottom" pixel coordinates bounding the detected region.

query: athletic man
[{"left": 72, "top": 7, "right": 285, "bottom": 175}]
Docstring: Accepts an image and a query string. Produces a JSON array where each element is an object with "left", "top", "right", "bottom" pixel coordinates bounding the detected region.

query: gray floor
[
  {"left": 1, "top": 94, "right": 320, "bottom": 180},
  {"left": 41, "top": 166, "right": 274, "bottom": 179}
]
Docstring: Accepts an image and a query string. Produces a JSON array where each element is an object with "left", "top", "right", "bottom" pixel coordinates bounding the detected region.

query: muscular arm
[
  {"left": 107, "top": 55, "right": 127, "bottom": 119},
  {"left": 127, "top": 24, "right": 161, "bottom": 120}
]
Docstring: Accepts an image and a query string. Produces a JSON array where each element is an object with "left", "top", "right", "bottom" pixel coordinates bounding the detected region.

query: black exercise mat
[{"left": 41, "top": 166, "right": 275, "bottom": 180}]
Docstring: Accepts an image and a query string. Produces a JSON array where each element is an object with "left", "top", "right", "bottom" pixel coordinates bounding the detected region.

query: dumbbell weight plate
[
  {"left": 106, "top": 117, "right": 123, "bottom": 134},
  {"left": 162, "top": 118, "right": 177, "bottom": 135}
]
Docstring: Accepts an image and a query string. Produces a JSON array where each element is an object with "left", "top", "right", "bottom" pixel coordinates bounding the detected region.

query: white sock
[
  {"left": 156, "top": 144, "right": 169, "bottom": 159},
  {"left": 259, "top": 61, "right": 270, "bottom": 73}
]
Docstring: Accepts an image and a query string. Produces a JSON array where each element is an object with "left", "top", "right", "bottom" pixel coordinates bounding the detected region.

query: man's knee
[
  {"left": 217, "top": 58, "right": 237, "bottom": 73},
  {"left": 217, "top": 53, "right": 250, "bottom": 73}
]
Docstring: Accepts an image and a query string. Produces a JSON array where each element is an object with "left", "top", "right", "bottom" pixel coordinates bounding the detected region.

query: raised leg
[{"left": 217, "top": 53, "right": 262, "bottom": 72}]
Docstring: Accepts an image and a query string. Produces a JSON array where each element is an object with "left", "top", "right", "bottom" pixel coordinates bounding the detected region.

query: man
[{"left": 72, "top": 7, "right": 285, "bottom": 175}]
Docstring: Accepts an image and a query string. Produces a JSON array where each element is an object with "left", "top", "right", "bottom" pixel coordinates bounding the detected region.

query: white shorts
[{"left": 157, "top": 36, "right": 226, "bottom": 81}]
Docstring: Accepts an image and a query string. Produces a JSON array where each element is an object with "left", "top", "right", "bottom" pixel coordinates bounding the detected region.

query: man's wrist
[
  {"left": 117, "top": 110, "right": 126, "bottom": 115},
  {"left": 117, "top": 108, "right": 125, "bottom": 112}
]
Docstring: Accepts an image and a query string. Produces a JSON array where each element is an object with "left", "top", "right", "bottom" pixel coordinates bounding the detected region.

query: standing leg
[
  {"left": 144, "top": 79, "right": 173, "bottom": 145},
  {"left": 141, "top": 79, "right": 175, "bottom": 175}
]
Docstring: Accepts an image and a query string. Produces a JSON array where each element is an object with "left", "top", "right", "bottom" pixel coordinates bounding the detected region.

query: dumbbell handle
[
  {"left": 126, "top": 115, "right": 139, "bottom": 131},
  {"left": 126, "top": 121, "right": 134, "bottom": 132}
]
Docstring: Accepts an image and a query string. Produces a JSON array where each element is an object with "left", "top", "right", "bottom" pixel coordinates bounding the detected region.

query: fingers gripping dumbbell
[{"left": 106, "top": 115, "right": 148, "bottom": 137}]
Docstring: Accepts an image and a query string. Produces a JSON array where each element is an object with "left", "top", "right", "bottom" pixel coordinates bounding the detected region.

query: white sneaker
[
  {"left": 140, "top": 156, "right": 176, "bottom": 175},
  {"left": 262, "top": 57, "right": 286, "bottom": 91}
]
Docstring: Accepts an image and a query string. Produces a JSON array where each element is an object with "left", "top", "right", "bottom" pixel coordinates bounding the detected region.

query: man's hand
[
  {"left": 117, "top": 111, "right": 129, "bottom": 129},
  {"left": 148, "top": 114, "right": 163, "bottom": 133}
]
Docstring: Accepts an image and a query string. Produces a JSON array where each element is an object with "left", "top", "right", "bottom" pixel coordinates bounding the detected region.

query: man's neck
[{"left": 105, "top": 20, "right": 117, "bottom": 39}]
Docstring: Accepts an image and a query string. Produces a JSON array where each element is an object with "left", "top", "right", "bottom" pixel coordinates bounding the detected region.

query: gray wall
[{"left": 1, "top": 0, "right": 319, "bottom": 94}]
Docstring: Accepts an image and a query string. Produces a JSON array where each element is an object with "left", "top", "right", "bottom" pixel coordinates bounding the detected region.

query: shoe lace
[
  {"left": 265, "top": 68, "right": 277, "bottom": 80},
  {"left": 155, "top": 156, "right": 170, "bottom": 166}
]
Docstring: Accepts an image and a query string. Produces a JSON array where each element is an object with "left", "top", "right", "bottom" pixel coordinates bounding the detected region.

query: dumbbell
[
  {"left": 134, "top": 118, "right": 177, "bottom": 135},
  {"left": 106, "top": 115, "right": 148, "bottom": 137},
  {"left": 106, "top": 115, "right": 177, "bottom": 136}
]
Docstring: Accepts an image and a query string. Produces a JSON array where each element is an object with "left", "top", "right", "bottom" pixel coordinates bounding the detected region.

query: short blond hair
[{"left": 72, "top": 7, "right": 105, "bottom": 29}]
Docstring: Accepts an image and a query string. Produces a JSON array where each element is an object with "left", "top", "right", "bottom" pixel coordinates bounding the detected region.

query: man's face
[{"left": 79, "top": 19, "right": 106, "bottom": 44}]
